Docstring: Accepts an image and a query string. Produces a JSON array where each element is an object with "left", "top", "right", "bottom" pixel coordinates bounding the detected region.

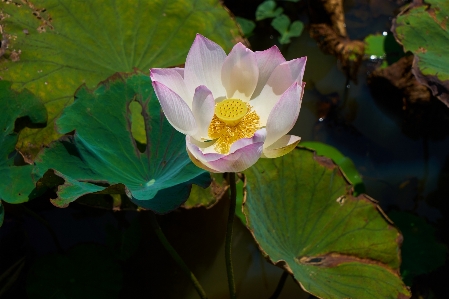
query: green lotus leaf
[
  {"left": 26, "top": 244, "right": 123, "bottom": 299},
  {"left": 184, "top": 173, "right": 228, "bottom": 209},
  {"left": 34, "top": 73, "right": 209, "bottom": 214},
  {"left": 0, "top": 80, "right": 47, "bottom": 204},
  {"left": 393, "top": 0, "right": 449, "bottom": 106},
  {"left": 243, "top": 148, "right": 411, "bottom": 299},
  {"left": 388, "top": 211, "right": 447, "bottom": 285},
  {"left": 0, "top": 0, "right": 241, "bottom": 159},
  {"left": 299, "top": 141, "right": 365, "bottom": 195}
]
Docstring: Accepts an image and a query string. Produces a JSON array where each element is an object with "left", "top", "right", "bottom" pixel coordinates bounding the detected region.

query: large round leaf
[
  {"left": 0, "top": 0, "right": 241, "bottom": 159},
  {"left": 0, "top": 80, "right": 47, "bottom": 204},
  {"left": 34, "top": 73, "right": 209, "bottom": 214},
  {"left": 26, "top": 244, "right": 123, "bottom": 299},
  {"left": 243, "top": 148, "right": 411, "bottom": 299},
  {"left": 393, "top": 0, "right": 449, "bottom": 106}
]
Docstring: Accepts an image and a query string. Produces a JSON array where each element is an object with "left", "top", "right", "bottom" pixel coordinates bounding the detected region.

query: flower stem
[
  {"left": 149, "top": 212, "right": 208, "bottom": 299},
  {"left": 269, "top": 271, "right": 289, "bottom": 299},
  {"left": 225, "top": 172, "right": 237, "bottom": 299}
]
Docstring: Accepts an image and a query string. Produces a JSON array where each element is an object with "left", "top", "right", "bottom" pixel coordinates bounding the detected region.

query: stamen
[{"left": 208, "top": 100, "right": 260, "bottom": 154}]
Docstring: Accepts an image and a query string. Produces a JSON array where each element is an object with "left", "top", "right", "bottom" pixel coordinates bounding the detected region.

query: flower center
[
  {"left": 214, "top": 99, "right": 248, "bottom": 126},
  {"left": 208, "top": 99, "right": 260, "bottom": 154}
]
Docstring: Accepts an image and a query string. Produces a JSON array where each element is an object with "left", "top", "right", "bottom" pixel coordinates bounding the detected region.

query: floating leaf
[
  {"left": 243, "top": 148, "right": 411, "bottom": 299},
  {"left": 236, "top": 17, "right": 256, "bottom": 37},
  {"left": 271, "top": 14, "right": 303, "bottom": 44},
  {"left": 299, "top": 142, "right": 365, "bottom": 195},
  {"left": 255, "top": 1, "right": 283, "bottom": 21},
  {"left": 389, "top": 211, "right": 447, "bottom": 285},
  {"left": 34, "top": 73, "right": 209, "bottom": 214},
  {"left": 26, "top": 244, "right": 123, "bottom": 299},
  {"left": 393, "top": 0, "right": 449, "bottom": 106},
  {"left": 0, "top": 80, "right": 46, "bottom": 204},
  {"left": 184, "top": 173, "right": 228, "bottom": 209},
  {"left": 0, "top": 0, "right": 241, "bottom": 159}
]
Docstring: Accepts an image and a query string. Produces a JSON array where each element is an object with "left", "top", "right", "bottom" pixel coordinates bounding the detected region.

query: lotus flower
[{"left": 150, "top": 34, "right": 306, "bottom": 173}]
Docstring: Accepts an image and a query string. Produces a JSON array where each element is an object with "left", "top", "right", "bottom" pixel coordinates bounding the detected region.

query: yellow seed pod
[{"left": 214, "top": 99, "right": 248, "bottom": 126}]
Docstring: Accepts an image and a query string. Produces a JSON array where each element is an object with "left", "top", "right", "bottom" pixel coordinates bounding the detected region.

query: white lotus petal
[
  {"left": 251, "top": 57, "right": 307, "bottom": 125},
  {"left": 150, "top": 68, "right": 192, "bottom": 107},
  {"left": 184, "top": 34, "right": 227, "bottom": 100},
  {"left": 221, "top": 43, "right": 259, "bottom": 101},
  {"left": 192, "top": 85, "right": 215, "bottom": 141},
  {"left": 252, "top": 45, "right": 286, "bottom": 99},
  {"left": 187, "top": 129, "right": 266, "bottom": 172},
  {"left": 264, "top": 83, "right": 302, "bottom": 147},
  {"left": 262, "top": 135, "right": 301, "bottom": 158},
  {"left": 152, "top": 82, "right": 197, "bottom": 135}
]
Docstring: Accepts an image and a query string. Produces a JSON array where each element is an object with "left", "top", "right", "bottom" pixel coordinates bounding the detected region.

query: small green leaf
[
  {"left": 389, "top": 211, "right": 447, "bottom": 285},
  {"left": 0, "top": 81, "right": 47, "bottom": 204},
  {"left": 236, "top": 17, "right": 256, "bottom": 37},
  {"left": 184, "top": 173, "right": 228, "bottom": 209},
  {"left": 256, "top": 1, "right": 283, "bottom": 21},
  {"left": 26, "top": 244, "right": 123, "bottom": 299},
  {"left": 364, "top": 34, "right": 386, "bottom": 58},
  {"left": 299, "top": 142, "right": 365, "bottom": 195},
  {"left": 34, "top": 73, "right": 208, "bottom": 214},
  {"left": 0, "top": 0, "right": 241, "bottom": 159},
  {"left": 243, "top": 148, "right": 411, "bottom": 299},
  {"left": 271, "top": 15, "right": 303, "bottom": 44}
]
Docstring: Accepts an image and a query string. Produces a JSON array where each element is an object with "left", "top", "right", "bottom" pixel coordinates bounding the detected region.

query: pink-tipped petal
[
  {"left": 153, "top": 82, "right": 197, "bottom": 135},
  {"left": 184, "top": 34, "right": 227, "bottom": 100},
  {"left": 192, "top": 85, "right": 215, "bottom": 141},
  {"left": 207, "top": 141, "right": 264, "bottom": 172},
  {"left": 264, "top": 83, "right": 302, "bottom": 147},
  {"left": 150, "top": 68, "right": 192, "bottom": 107},
  {"left": 262, "top": 135, "right": 301, "bottom": 158},
  {"left": 186, "top": 129, "right": 267, "bottom": 172},
  {"left": 252, "top": 45, "right": 286, "bottom": 99},
  {"left": 221, "top": 43, "right": 259, "bottom": 101},
  {"left": 251, "top": 57, "right": 307, "bottom": 125}
]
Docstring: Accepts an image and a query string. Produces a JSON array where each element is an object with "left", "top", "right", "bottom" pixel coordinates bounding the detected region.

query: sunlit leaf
[
  {"left": 26, "top": 244, "right": 123, "bottom": 299},
  {"left": 243, "top": 148, "right": 411, "bottom": 299},
  {"left": 34, "top": 73, "right": 209, "bottom": 214},
  {"left": 393, "top": 0, "right": 449, "bottom": 106},
  {"left": 389, "top": 211, "right": 447, "bottom": 285},
  {"left": 255, "top": 0, "right": 283, "bottom": 21},
  {"left": 299, "top": 142, "right": 365, "bottom": 195},
  {"left": 0, "top": 0, "right": 241, "bottom": 159},
  {"left": 0, "top": 80, "right": 46, "bottom": 204}
]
